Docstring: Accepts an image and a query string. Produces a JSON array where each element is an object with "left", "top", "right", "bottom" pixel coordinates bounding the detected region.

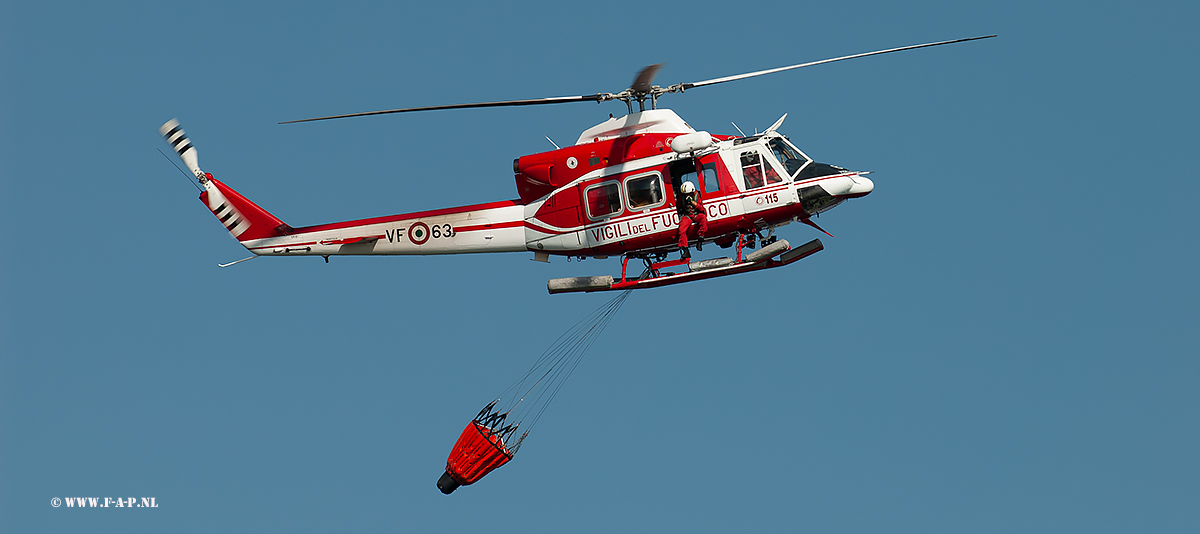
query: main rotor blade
[
  {"left": 282, "top": 36, "right": 994, "bottom": 124},
  {"left": 280, "top": 94, "right": 606, "bottom": 124},
  {"left": 631, "top": 63, "right": 664, "bottom": 93},
  {"left": 681, "top": 35, "right": 996, "bottom": 90}
]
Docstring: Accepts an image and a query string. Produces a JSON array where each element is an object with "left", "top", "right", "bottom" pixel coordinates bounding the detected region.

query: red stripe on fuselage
[
  {"left": 523, "top": 221, "right": 563, "bottom": 235},
  {"left": 454, "top": 220, "right": 524, "bottom": 233},
  {"left": 288, "top": 199, "right": 523, "bottom": 234}
]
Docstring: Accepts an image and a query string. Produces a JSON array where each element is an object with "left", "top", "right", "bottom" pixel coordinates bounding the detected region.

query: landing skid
[{"left": 547, "top": 238, "right": 823, "bottom": 294}]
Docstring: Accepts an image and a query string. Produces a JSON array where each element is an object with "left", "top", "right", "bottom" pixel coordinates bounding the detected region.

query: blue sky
[{"left": 2, "top": 1, "right": 1198, "bottom": 532}]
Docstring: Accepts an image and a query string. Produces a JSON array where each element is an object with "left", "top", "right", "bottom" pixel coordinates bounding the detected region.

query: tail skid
[{"left": 218, "top": 255, "right": 259, "bottom": 268}]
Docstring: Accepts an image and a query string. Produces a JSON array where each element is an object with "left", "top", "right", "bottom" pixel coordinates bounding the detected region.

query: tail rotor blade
[{"left": 159, "top": 119, "right": 203, "bottom": 178}]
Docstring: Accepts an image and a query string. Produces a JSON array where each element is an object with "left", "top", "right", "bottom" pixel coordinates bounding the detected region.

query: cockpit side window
[
  {"left": 740, "top": 151, "right": 764, "bottom": 190},
  {"left": 768, "top": 138, "right": 811, "bottom": 178},
  {"left": 763, "top": 155, "right": 784, "bottom": 184},
  {"left": 741, "top": 149, "right": 783, "bottom": 189}
]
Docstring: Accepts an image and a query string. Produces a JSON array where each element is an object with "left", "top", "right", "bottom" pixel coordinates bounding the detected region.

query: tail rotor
[
  {"left": 159, "top": 119, "right": 206, "bottom": 181},
  {"left": 159, "top": 119, "right": 284, "bottom": 241}
]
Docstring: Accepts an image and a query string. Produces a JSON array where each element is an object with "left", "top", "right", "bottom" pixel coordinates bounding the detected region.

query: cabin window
[
  {"left": 740, "top": 151, "right": 764, "bottom": 190},
  {"left": 625, "top": 172, "right": 665, "bottom": 210},
  {"left": 677, "top": 163, "right": 720, "bottom": 194},
  {"left": 585, "top": 181, "right": 622, "bottom": 219}
]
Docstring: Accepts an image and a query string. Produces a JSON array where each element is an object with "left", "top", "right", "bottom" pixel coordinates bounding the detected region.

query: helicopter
[{"left": 161, "top": 36, "right": 993, "bottom": 294}]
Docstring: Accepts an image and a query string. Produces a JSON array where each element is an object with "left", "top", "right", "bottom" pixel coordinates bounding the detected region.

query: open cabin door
[{"left": 668, "top": 154, "right": 737, "bottom": 225}]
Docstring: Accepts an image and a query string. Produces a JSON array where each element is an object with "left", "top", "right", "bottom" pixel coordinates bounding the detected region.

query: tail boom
[
  {"left": 235, "top": 198, "right": 528, "bottom": 257},
  {"left": 162, "top": 118, "right": 527, "bottom": 259}
]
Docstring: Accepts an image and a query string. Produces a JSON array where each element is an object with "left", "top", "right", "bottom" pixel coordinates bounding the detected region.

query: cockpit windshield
[{"left": 768, "top": 138, "right": 811, "bottom": 178}]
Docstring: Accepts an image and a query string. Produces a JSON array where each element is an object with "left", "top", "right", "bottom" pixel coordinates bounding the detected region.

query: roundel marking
[
  {"left": 566, "top": 156, "right": 578, "bottom": 169},
  {"left": 409, "top": 221, "right": 430, "bottom": 245}
]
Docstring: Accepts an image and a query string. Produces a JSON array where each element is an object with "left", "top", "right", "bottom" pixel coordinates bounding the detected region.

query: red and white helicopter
[{"left": 161, "top": 36, "right": 992, "bottom": 294}]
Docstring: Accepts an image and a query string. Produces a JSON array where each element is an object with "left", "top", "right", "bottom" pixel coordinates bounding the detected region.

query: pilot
[
  {"left": 676, "top": 181, "right": 707, "bottom": 259},
  {"left": 743, "top": 163, "right": 764, "bottom": 189}
]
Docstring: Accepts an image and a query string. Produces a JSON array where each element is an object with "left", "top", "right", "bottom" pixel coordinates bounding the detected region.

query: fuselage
[{"left": 225, "top": 109, "right": 872, "bottom": 259}]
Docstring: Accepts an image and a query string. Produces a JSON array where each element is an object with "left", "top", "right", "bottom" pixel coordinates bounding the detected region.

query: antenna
[
  {"left": 731, "top": 122, "right": 747, "bottom": 137},
  {"left": 158, "top": 149, "right": 203, "bottom": 192},
  {"left": 545, "top": 136, "right": 560, "bottom": 150}
]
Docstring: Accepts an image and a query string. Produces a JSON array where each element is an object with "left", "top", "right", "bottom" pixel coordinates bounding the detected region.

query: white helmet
[{"left": 680, "top": 181, "right": 696, "bottom": 194}]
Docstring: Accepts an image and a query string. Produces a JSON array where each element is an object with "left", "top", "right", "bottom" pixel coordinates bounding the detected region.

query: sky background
[{"left": 2, "top": 1, "right": 1198, "bottom": 532}]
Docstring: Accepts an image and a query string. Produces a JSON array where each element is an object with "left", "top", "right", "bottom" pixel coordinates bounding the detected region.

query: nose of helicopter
[{"left": 843, "top": 174, "right": 874, "bottom": 198}]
